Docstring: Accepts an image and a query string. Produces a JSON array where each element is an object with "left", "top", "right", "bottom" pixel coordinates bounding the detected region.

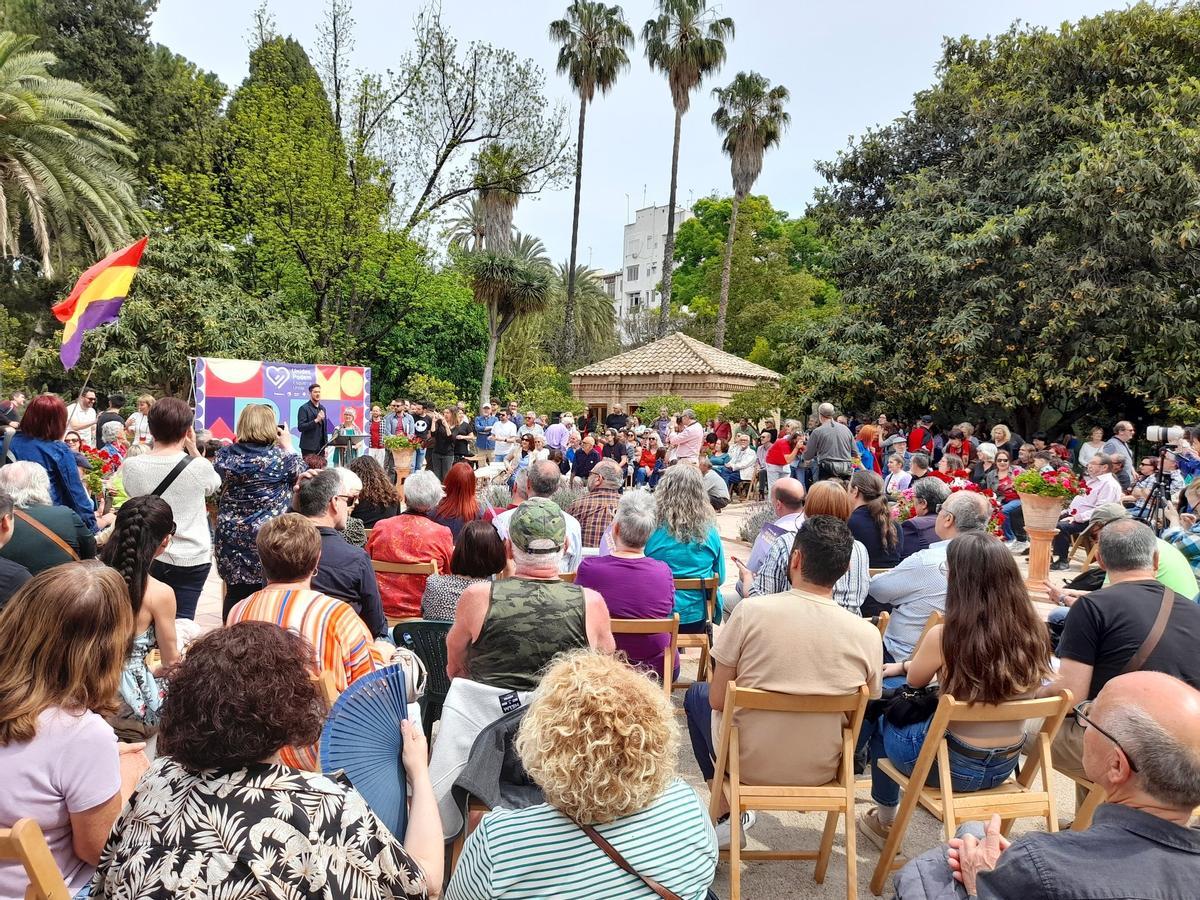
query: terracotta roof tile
[{"left": 571, "top": 333, "right": 781, "bottom": 381}]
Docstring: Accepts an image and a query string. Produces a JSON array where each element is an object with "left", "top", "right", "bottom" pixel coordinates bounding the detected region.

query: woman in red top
[{"left": 764, "top": 432, "right": 801, "bottom": 490}]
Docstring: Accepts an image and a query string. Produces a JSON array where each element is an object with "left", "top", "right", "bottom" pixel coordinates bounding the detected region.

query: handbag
[
  {"left": 883, "top": 684, "right": 940, "bottom": 727},
  {"left": 379, "top": 645, "right": 427, "bottom": 704}
]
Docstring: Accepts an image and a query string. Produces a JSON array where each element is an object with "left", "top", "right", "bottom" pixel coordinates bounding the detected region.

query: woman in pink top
[{"left": 0, "top": 563, "right": 147, "bottom": 899}]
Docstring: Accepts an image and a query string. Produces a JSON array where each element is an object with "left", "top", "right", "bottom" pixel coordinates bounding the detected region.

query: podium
[{"left": 327, "top": 432, "right": 366, "bottom": 465}]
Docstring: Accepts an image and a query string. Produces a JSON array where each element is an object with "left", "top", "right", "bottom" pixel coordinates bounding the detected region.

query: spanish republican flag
[{"left": 52, "top": 237, "right": 147, "bottom": 370}]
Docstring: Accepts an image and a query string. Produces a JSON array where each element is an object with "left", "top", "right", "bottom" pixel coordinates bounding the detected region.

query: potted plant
[
  {"left": 383, "top": 433, "right": 421, "bottom": 478},
  {"left": 1012, "top": 467, "right": 1087, "bottom": 531}
]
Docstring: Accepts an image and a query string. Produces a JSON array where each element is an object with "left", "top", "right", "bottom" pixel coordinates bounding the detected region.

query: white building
[{"left": 617, "top": 203, "right": 693, "bottom": 320}]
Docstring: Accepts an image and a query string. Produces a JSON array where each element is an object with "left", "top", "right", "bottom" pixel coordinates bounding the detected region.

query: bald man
[
  {"left": 897, "top": 671, "right": 1200, "bottom": 898},
  {"left": 732, "top": 477, "right": 806, "bottom": 602}
]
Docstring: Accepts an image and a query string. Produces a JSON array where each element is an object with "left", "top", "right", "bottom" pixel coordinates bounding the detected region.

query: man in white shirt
[
  {"left": 492, "top": 460, "right": 582, "bottom": 573},
  {"left": 870, "top": 491, "right": 990, "bottom": 662},
  {"left": 491, "top": 409, "right": 518, "bottom": 463},
  {"left": 65, "top": 388, "right": 98, "bottom": 446},
  {"left": 699, "top": 458, "right": 730, "bottom": 511},
  {"left": 1051, "top": 452, "right": 1123, "bottom": 570},
  {"left": 668, "top": 408, "right": 703, "bottom": 462},
  {"left": 724, "top": 432, "right": 758, "bottom": 490}
]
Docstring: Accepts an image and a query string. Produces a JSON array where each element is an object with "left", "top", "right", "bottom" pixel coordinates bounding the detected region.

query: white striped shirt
[
  {"left": 444, "top": 778, "right": 717, "bottom": 899},
  {"left": 751, "top": 531, "right": 870, "bottom": 614},
  {"left": 870, "top": 539, "right": 950, "bottom": 660}
]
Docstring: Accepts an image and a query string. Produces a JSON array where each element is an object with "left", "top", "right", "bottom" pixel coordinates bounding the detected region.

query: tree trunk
[
  {"left": 562, "top": 98, "right": 588, "bottom": 365},
  {"left": 713, "top": 192, "right": 741, "bottom": 351},
  {"left": 657, "top": 107, "right": 684, "bottom": 338},
  {"left": 479, "top": 300, "right": 500, "bottom": 408}
]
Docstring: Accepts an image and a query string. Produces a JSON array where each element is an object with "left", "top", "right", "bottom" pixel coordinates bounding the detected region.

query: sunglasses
[
  {"left": 65, "top": 437, "right": 81, "bottom": 444},
  {"left": 1074, "top": 700, "right": 1137, "bottom": 772}
]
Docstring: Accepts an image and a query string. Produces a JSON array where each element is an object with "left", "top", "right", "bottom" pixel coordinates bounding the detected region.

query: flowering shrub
[
  {"left": 382, "top": 434, "right": 421, "bottom": 451},
  {"left": 78, "top": 444, "right": 119, "bottom": 496},
  {"left": 924, "top": 469, "right": 1005, "bottom": 535},
  {"left": 1013, "top": 466, "right": 1086, "bottom": 501},
  {"left": 891, "top": 487, "right": 917, "bottom": 521}
]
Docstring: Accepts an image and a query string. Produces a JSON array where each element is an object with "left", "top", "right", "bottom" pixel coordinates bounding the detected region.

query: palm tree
[
  {"left": 556, "top": 261, "right": 616, "bottom": 361},
  {"left": 549, "top": 1, "right": 633, "bottom": 361},
  {"left": 511, "top": 230, "right": 552, "bottom": 269},
  {"left": 0, "top": 32, "right": 144, "bottom": 275},
  {"left": 446, "top": 196, "right": 485, "bottom": 252},
  {"left": 475, "top": 143, "right": 530, "bottom": 255},
  {"left": 711, "top": 71, "right": 789, "bottom": 350},
  {"left": 642, "top": 0, "right": 734, "bottom": 337}
]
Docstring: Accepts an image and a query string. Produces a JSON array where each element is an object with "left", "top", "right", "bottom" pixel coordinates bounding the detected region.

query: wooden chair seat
[
  {"left": 0, "top": 819, "right": 70, "bottom": 900},
  {"left": 610, "top": 614, "right": 679, "bottom": 697}
]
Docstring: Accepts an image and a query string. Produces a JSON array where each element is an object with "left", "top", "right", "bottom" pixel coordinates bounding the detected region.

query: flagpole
[{"left": 73, "top": 324, "right": 113, "bottom": 411}]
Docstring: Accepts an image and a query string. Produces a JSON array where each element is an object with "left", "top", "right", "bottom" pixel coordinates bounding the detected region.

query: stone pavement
[{"left": 193, "top": 502, "right": 1083, "bottom": 899}]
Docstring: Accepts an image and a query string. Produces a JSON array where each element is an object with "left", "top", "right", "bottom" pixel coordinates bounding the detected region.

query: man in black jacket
[{"left": 297, "top": 383, "right": 329, "bottom": 456}]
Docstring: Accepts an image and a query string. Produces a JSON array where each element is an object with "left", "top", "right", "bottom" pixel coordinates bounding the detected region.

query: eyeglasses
[
  {"left": 334, "top": 494, "right": 357, "bottom": 507},
  {"left": 996, "top": 457, "right": 1009, "bottom": 462},
  {"left": 1073, "top": 700, "right": 1138, "bottom": 772},
  {"left": 65, "top": 437, "right": 80, "bottom": 444},
  {"left": 1141, "top": 461, "right": 1155, "bottom": 467}
]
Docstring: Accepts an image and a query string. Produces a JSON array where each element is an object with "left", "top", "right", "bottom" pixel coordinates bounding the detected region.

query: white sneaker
[
  {"left": 1008, "top": 540, "right": 1029, "bottom": 553},
  {"left": 714, "top": 811, "right": 757, "bottom": 849}
]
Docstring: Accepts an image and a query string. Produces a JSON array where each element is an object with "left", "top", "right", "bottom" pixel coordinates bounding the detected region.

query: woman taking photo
[
  {"left": 99, "top": 495, "right": 179, "bottom": 739},
  {"left": 0, "top": 563, "right": 146, "bottom": 899},
  {"left": 446, "top": 651, "right": 716, "bottom": 899},
  {"left": 215, "top": 404, "right": 306, "bottom": 615},
  {"left": 93, "top": 622, "right": 442, "bottom": 900},
  {"left": 430, "top": 461, "right": 480, "bottom": 541},
  {"left": 346, "top": 455, "right": 399, "bottom": 527},
  {"left": 848, "top": 470, "right": 903, "bottom": 568},
  {"left": 858, "top": 533, "right": 1051, "bottom": 848}
]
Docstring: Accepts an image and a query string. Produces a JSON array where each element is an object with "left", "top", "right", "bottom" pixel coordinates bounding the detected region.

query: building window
[
  {"left": 629, "top": 292, "right": 642, "bottom": 308},
  {"left": 626, "top": 265, "right": 639, "bottom": 281}
]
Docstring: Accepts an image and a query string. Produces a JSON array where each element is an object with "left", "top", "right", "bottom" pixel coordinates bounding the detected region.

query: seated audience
[
  {"left": 99, "top": 496, "right": 179, "bottom": 739},
  {"left": 936, "top": 452, "right": 963, "bottom": 475},
  {"left": 227, "top": 513, "right": 383, "bottom": 768},
  {"left": 871, "top": 492, "right": 991, "bottom": 661},
  {"left": 698, "top": 456, "right": 731, "bottom": 511},
  {"left": 848, "top": 470, "right": 903, "bottom": 567},
  {"left": 686, "top": 516, "right": 882, "bottom": 845},
  {"left": 575, "top": 490, "right": 676, "bottom": 675},
  {"left": 298, "top": 468, "right": 387, "bottom": 638},
  {"left": 571, "top": 434, "right": 602, "bottom": 485},
  {"left": 421, "top": 520, "right": 508, "bottom": 621},
  {"left": 430, "top": 461, "right": 481, "bottom": 540},
  {"left": 971, "top": 444, "right": 1000, "bottom": 490},
  {"left": 898, "top": 477, "right": 950, "bottom": 561},
  {"left": 446, "top": 500, "right": 615, "bottom": 692},
  {"left": 1161, "top": 495, "right": 1200, "bottom": 580},
  {"left": 7, "top": 394, "right": 103, "bottom": 532},
  {"left": 723, "top": 432, "right": 757, "bottom": 490},
  {"left": 735, "top": 477, "right": 805, "bottom": 600},
  {"left": 739, "top": 479, "right": 870, "bottom": 614},
  {"left": 119, "top": 396, "right": 222, "bottom": 620},
  {"left": 446, "top": 651, "right": 716, "bottom": 899},
  {"left": 0, "top": 489, "right": 30, "bottom": 608},
  {"left": 335, "top": 466, "right": 369, "bottom": 546},
  {"left": 215, "top": 403, "right": 307, "bottom": 614},
  {"left": 858, "top": 533, "right": 1052, "bottom": 847},
  {"left": 898, "top": 672, "right": 1200, "bottom": 899},
  {"left": 368, "top": 470, "right": 455, "bottom": 620},
  {"left": 882, "top": 452, "right": 911, "bottom": 495},
  {"left": 643, "top": 465, "right": 726, "bottom": 633},
  {"left": 98, "top": 421, "right": 126, "bottom": 458},
  {"left": 0, "top": 461, "right": 97, "bottom": 572},
  {"left": 567, "top": 459, "right": 622, "bottom": 548},
  {"left": 1051, "top": 452, "right": 1122, "bottom": 570},
  {"left": 493, "top": 460, "right": 583, "bottom": 573},
  {"left": 346, "top": 455, "right": 399, "bottom": 527},
  {"left": 0, "top": 563, "right": 146, "bottom": 899},
  {"left": 94, "top": 622, "right": 441, "bottom": 900},
  {"left": 1037, "top": 519, "right": 1200, "bottom": 807}
]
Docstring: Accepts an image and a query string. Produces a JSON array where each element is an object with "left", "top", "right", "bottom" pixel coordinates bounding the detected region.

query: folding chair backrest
[
  {"left": 312, "top": 671, "right": 340, "bottom": 706},
  {"left": 372, "top": 559, "right": 439, "bottom": 576},
  {"left": 559, "top": 571, "right": 577, "bottom": 583},
  {"left": 874, "top": 611, "right": 890, "bottom": 639},
  {"left": 610, "top": 613, "right": 680, "bottom": 695},
  {"left": 393, "top": 619, "right": 453, "bottom": 700},
  {"left": 0, "top": 819, "right": 70, "bottom": 900},
  {"left": 915, "top": 610, "right": 944, "bottom": 651},
  {"left": 672, "top": 576, "right": 718, "bottom": 624}
]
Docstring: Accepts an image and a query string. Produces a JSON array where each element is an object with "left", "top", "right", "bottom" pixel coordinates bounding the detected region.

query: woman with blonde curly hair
[
  {"left": 445, "top": 650, "right": 717, "bottom": 899},
  {"left": 643, "top": 464, "right": 726, "bottom": 634}
]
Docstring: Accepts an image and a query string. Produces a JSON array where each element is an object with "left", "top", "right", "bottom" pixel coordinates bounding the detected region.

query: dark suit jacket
[{"left": 297, "top": 401, "right": 329, "bottom": 454}]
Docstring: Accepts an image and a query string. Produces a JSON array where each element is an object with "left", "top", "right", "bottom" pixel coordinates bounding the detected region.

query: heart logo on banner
[{"left": 265, "top": 366, "right": 290, "bottom": 389}]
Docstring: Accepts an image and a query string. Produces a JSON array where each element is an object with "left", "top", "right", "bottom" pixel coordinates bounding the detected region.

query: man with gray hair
[
  {"left": 898, "top": 671, "right": 1200, "bottom": 898},
  {"left": 1037, "top": 517, "right": 1200, "bottom": 806},
  {"left": 871, "top": 491, "right": 991, "bottom": 661},
  {"left": 492, "top": 459, "right": 582, "bottom": 572},
  {"left": 1052, "top": 451, "right": 1123, "bottom": 570},
  {"left": 801, "top": 402, "right": 855, "bottom": 482},
  {"left": 367, "top": 469, "right": 454, "bottom": 619},
  {"left": 698, "top": 457, "right": 730, "bottom": 511},
  {"left": 668, "top": 407, "right": 704, "bottom": 462},
  {"left": 567, "top": 458, "right": 622, "bottom": 548}
]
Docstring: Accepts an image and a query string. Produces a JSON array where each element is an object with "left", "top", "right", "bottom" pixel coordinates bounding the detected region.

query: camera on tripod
[{"left": 1146, "top": 425, "right": 1186, "bottom": 443}]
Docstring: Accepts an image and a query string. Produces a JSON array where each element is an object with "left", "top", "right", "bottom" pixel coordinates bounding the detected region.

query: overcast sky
[{"left": 153, "top": 0, "right": 1118, "bottom": 270}]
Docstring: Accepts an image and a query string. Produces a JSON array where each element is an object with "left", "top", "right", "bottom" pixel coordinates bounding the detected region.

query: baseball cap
[
  {"left": 1089, "top": 503, "right": 1129, "bottom": 530},
  {"left": 509, "top": 499, "right": 566, "bottom": 553}
]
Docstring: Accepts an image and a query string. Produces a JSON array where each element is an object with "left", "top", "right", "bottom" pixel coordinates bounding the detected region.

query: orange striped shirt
[{"left": 227, "top": 588, "right": 383, "bottom": 769}]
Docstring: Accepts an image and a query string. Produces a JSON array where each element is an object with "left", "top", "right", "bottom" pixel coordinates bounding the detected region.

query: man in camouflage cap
[{"left": 446, "top": 499, "right": 615, "bottom": 691}]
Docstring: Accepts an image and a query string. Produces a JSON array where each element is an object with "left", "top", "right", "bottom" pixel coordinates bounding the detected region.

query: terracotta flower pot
[
  {"left": 1018, "top": 492, "right": 1066, "bottom": 531},
  {"left": 390, "top": 446, "right": 414, "bottom": 480}
]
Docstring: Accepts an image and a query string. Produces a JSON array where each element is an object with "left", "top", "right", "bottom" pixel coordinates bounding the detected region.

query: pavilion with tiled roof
[{"left": 571, "top": 332, "right": 781, "bottom": 419}]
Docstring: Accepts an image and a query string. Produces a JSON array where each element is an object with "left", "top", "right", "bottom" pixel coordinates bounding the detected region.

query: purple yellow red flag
[{"left": 52, "top": 237, "right": 147, "bottom": 370}]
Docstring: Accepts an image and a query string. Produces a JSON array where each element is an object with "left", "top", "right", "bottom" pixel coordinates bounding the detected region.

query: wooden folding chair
[
  {"left": 868, "top": 689, "right": 1074, "bottom": 895},
  {"left": 712, "top": 682, "right": 871, "bottom": 900},
  {"left": 671, "top": 576, "right": 719, "bottom": 691},
  {"left": 371, "top": 558, "right": 439, "bottom": 628},
  {"left": 610, "top": 613, "right": 679, "bottom": 696},
  {"left": 0, "top": 819, "right": 70, "bottom": 900},
  {"left": 1067, "top": 530, "right": 1094, "bottom": 564},
  {"left": 1066, "top": 774, "right": 1107, "bottom": 831},
  {"left": 872, "top": 611, "right": 890, "bottom": 640},
  {"left": 311, "top": 671, "right": 340, "bottom": 707},
  {"left": 916, "top": 610, "right": 944, "bottom": 649},
  {"left": 558, "top": 571, "right": 577, "bottom": 583}
]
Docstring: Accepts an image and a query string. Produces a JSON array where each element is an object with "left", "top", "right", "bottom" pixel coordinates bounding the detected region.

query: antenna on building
[
  {"left": 625, "top": 193, "right": 630, "bottom": 224},
  {"left": 688, "top": 188, "right": 694, "bottom": 208},
  {"left": 642, "top": 184, "right": 647, "bottom": 207},
  {"left": 587, "top": 246, "right": 592, "bottom": 267}
]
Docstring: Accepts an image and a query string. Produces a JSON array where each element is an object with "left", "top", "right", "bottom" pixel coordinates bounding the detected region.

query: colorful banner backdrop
[{"left": 193, "top": 357, "right": 371, "bottom": 443}]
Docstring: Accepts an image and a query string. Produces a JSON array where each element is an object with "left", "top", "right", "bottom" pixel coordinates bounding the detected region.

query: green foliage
[
  {"left": 403, "top": 374, "right": 461, "bottom": 411},
  {"left": 515, "top": 365, "right": 585, "bottom": 418},
  {"left": 692, "top": 402, "right": 722, "bottom": 425},
  {"left": 737, "top": 502, "right": 772, "bottom": 543},
  {"left": 724, "top": 382, "right": 785, "bottom": 423},
  {"left": 673, "top": 196, "right": 838, "bottom": 359},
  {"left": 804, "top": 3, "right": 1200, "bottom": 429},
  {"left": 633, "top": 394, "right": 687, "bottom": 417}
]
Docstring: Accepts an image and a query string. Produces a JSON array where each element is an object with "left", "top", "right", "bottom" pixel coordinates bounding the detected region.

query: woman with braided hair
[{"left": 100, "top": 495, "right": 179, "bottom": 739}]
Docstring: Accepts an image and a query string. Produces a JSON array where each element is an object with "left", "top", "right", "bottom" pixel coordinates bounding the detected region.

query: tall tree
[
  {"left": 549, "top": 1, "right": 633, "bottom": 362},
  {"left": 710, "top": 71, "right": 789, "bottom": 349},
  {"left": 642, "top": 0, "right": 733, "bottom": 337},
  {"left": 0, "top": 32, "right": 144, "bottom": 275}
]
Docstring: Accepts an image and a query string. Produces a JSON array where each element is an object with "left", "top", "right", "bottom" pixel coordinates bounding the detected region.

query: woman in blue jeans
[{"left": 858, "top": 532, "right": 1053, "bottom": 847}]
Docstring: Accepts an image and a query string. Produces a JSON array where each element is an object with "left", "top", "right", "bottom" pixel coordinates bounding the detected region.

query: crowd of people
[{"left": 2, "top": 385, "right": 1200, "bottom": 900}]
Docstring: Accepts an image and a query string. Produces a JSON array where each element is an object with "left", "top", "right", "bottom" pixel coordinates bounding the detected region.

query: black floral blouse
[{"left": 92, "top": 757, "right": 427, "bottom": 900}]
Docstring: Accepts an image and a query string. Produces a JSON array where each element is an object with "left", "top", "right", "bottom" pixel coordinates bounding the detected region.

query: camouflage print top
[{"left": 467, "top": 576, "right": 589, "bottom": 692}]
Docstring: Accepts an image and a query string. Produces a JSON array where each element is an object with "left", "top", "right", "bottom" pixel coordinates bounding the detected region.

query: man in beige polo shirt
[{"left": 684, "top": 515, "right": 883, "bottom": 847}]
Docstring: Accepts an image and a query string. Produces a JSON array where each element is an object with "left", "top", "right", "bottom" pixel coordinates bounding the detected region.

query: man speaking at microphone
[{"left": 297, "top": 383, "right": 330, "bottom": 457}]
